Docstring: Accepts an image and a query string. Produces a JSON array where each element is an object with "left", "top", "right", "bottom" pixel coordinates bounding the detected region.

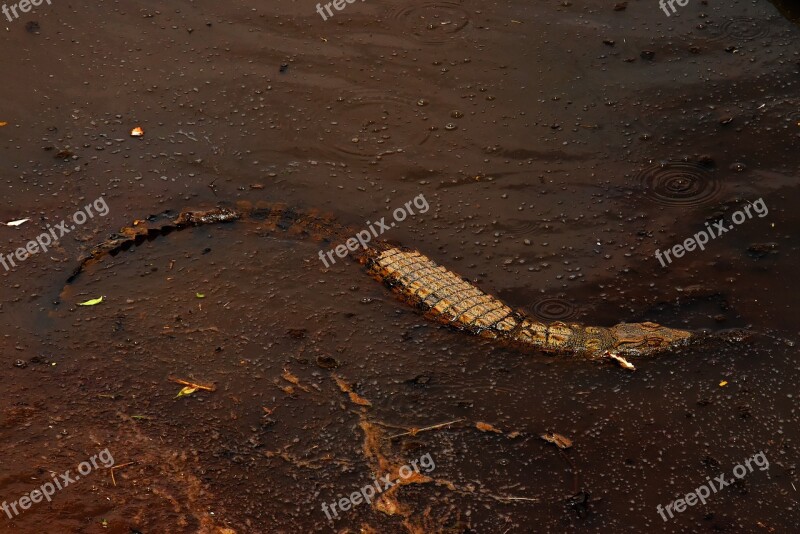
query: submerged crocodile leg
[{"left": 365, "top": 247, "right": 692, "bottom": 358}]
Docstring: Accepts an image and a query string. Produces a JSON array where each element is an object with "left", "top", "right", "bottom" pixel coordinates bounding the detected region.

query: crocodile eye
[{"left": 645, "top": 337, "right": 665, "bottom": 347}]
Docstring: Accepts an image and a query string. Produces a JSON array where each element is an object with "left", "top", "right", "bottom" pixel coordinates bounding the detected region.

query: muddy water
[{"left": 0, "top": 0, "right": 798, "bottom": 532}]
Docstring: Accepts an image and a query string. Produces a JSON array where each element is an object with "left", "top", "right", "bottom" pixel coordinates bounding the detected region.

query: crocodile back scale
[{"left": 64, "top": 204, "right": 692, "bottom": 359}]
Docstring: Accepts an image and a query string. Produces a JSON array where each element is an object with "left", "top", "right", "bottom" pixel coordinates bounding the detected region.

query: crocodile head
[{"left": 609, "top": 321, "right": 692, "bottom": 356}]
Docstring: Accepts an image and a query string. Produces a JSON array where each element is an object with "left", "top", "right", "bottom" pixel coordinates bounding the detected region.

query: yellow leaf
[
  {"left": 0, "top": 122, "right": 7, "bottom": 127},
  {"left": 195, "top": 292, "right": 205, "bottom": 298},
  {"left": 78, "top": 296, "right": 104, "bottom": 306},
  {"left": 176, "top": 386, "right": 198, "bottom": 398},
  {"left": 719, "top": 380, "right": 728, "bottom": 387}
]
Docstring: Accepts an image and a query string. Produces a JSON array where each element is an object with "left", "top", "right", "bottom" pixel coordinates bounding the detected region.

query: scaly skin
[
  {"left": 364, "top": 248, "right": 691, "bottom": 358},
  {"left": 65, "top": 205, "right": 692, "bottom": 359}
]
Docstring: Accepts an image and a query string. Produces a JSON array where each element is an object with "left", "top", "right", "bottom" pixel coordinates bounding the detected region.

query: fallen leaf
[
  {"left": 0, "top": 121, "right": 7, "bottom": 127},
  {"left": 282, "top": 369, "right": 310, "bottom": 392},
  {"left": 719, "top": 380, "right": 728, "bottom": 387},
  {"left": 195, "top": 292, "right": 205, "bottom": 298},
  {"left": 5, "top": 218, "right": 30, "bottom": 227},
  {"left": 282, "top": 369, "right": 300, "bottom": 385},
  {"left": 541, "top": 432, "right": 573, "bottom": 449},
  {"left": 476, "top": 421, "right": 503, "bottom": 434},
  {"left": 131, "top": 126, "right": 144, "bottom": 137},
  {"left": 175, "top": 386, "right": 197, "bottom": 398},
  {"left": 78, "top": 296, "right": 104, "bottom": 306},
  {"left": 333, "top": 375, "right": 372, "bottom": 407}
]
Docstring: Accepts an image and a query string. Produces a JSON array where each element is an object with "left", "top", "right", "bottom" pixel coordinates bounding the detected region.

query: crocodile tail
[
  {"left": 364, "top": 246, "right": 519, "bottom": 337},
  {"left": 66, "top": 203, "right": 367, "bottom": 284}
]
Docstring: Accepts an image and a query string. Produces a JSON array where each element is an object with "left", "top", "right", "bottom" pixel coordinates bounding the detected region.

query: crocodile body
[{"left": 65, "top": 204, "right": 692, "bottom": 359}]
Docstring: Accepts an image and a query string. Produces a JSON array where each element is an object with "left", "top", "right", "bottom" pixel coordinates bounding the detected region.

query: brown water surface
[{"left": 0, "top": 0, "right": 798, "bottom": 532}]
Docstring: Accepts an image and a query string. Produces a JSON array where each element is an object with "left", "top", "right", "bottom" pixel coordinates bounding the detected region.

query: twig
[
  {"left": 387, "top": 419, "right": 464, "bottom": 440},
  {"left": 109, "top": 462, "right": 135, "bottom": 487},
  {"left": 168, "top": 377, "right": 216, "bottom": 392},
  {"left": 487, "top": 495, "right": 539, "bottom": 503}
]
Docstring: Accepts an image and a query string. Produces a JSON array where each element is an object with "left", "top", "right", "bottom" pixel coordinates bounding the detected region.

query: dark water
[{"left": 0, "top": 0, "right": 798, "bottom": 532}]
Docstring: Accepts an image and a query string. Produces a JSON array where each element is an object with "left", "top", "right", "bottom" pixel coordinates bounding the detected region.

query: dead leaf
[
  {"left": 131, "top": 126, "right": 144, "bottom": 137},
  {"left": 476, "top": 422, "right": 503, "bottom": 434},
  {"left": 719, "top": 380, "right": 728, "bottom": 387},
  {"left": 282, "top": 369, "right": 300, "bottom": 385},
  {"left": 541, "top": 432, "right": 573, "bottom": 449},
  {"left": 282, "top": 369, "right": 310, "bottom": 392},
  {"left": 333, "top": 375, "right": 372, "bottom": 407},
  {"left": 5, "top": 218, "right": 29, "bottom": 227}
]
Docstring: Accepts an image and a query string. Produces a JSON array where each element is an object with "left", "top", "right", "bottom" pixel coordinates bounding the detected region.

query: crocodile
[{"left": 64, "top": 202, "right": 692, "bottom": 362}]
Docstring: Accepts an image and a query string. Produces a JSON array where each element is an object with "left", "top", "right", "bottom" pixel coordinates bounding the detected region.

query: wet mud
[{"left": 0, "top": 0, "right": 798, "bottom": 532}]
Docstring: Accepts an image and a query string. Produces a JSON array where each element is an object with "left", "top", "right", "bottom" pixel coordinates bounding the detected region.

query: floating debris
[
  {"left": 541, "top": 432, "right": 573, "bottom": 449},
  {"left": 77, "top": 296, "right": 104, "bottom": 306},
  {"left": 605, "top": 351, "right": 635, "bottom": 371},
  {"left": 282, "top": 368, "right": 310, "bottom": 392},
  {"left": 169, "top": 377, "right": 216, "bottom": 398},
  {"left": 475, "top": 421, "right": 503, "bottom": 434},
  {"left": 387, "top": 419, "right": 464, "bottom": 439},
  {"left": 333, "top": 375, "right": 372, "bottom": 407},
  {"left": 4, "top": 218, "right": 30, "bottom": 227},
  {"left": 130, "top": 126, "right": 144, "bottom": 137},
  {"left": 176, "top": 386, "right": 198, "bottom": 398}
]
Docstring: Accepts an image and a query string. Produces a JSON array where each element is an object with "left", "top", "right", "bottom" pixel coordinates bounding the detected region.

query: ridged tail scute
[
  {"left": 366, "top": 248, "right": 519, "bottom": 337},
  {"left": 66, "top": 207, "right": 240, "bottom": 283},
  {"left": 366, "top": 247, "right": 692, "bottom": 357},
  {"left": 65, "top": 204, "right": 352, "bottom": 284}
]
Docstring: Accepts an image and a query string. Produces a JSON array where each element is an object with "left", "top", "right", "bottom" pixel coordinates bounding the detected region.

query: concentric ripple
[
  {"left": 706, "top": 16, "right": 774, "bottom": 41},
  {"left": 322, "top": 91, "right": 430, "bottom": 159},
  {"left": 637, "top": 161, "right": 721, "bottom": 207},
  {"left": 528, "top": 297, "right": 577, "bottom": 322},
  {"left": 389, "top": 1, "right": 471, "bottom": 45}
]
